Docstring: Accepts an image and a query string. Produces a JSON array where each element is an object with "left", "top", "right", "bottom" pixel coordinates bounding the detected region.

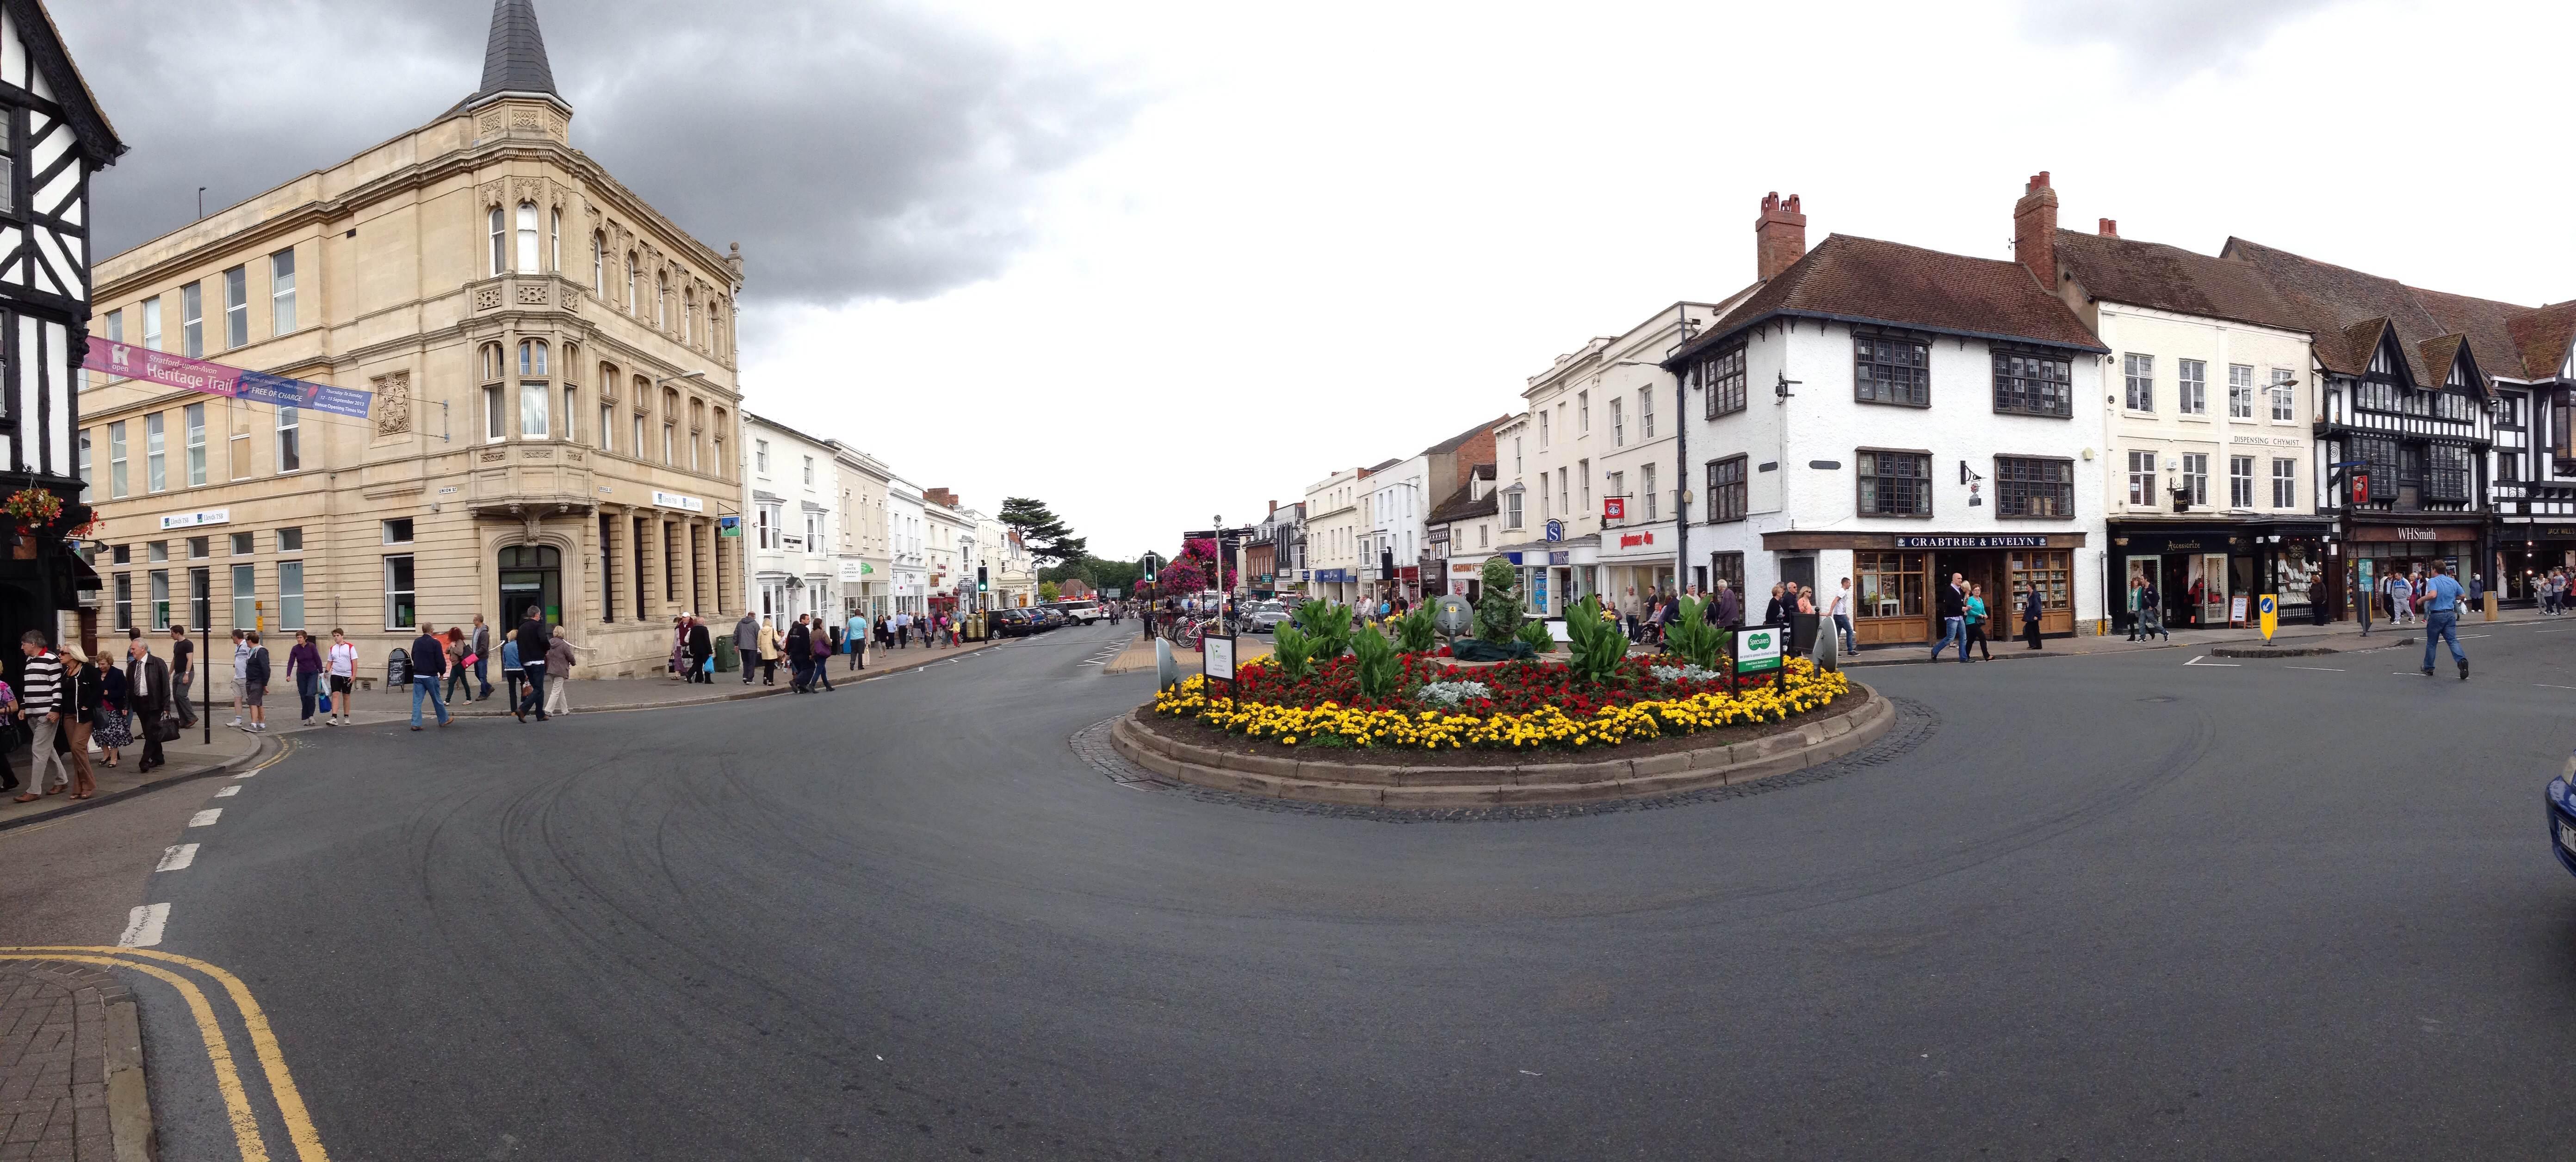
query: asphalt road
[{"left": 83, "top": 618, "right": 2576, "bottom": 1159}]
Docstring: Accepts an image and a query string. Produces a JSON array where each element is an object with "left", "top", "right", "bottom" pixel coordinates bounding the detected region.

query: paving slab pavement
[{"left": 0, "top": 723, "right": 266, "bottom": 834}]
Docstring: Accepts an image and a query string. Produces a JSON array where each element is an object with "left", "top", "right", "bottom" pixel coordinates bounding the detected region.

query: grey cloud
[
  {"left": 2011, "top": 0, "right": 2350, "bottom": 81},
  {"left": 54, "top": 0, "right": 1138, "bottom": 307}
]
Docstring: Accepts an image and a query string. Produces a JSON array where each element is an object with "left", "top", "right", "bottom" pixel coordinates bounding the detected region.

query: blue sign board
[
  {"left": 1313, "top": 568, "right": 1353, "bottom": 583},
  {"left": 235, "top": 369, "right": 374, "bottom": 420},
  {"left": 1544, "top": 519, "right": 1564, "bottom": 542},
  {"left": 1549, "top": 550, "right": 1570, "bottom": 566}
]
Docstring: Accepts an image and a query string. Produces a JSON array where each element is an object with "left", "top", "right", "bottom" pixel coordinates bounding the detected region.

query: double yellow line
[{"left": 0, "top": 946, "right": 328, "bottom": 1162}]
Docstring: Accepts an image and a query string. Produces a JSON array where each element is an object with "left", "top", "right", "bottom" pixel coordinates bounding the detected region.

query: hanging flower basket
[{"left": 4, "top": 487, "right": 63, "bottom": 534}]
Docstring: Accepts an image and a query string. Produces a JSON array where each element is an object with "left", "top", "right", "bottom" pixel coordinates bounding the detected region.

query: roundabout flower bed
[{"left": 1151, "top": 651, "right": 1851, "bottom": 751}]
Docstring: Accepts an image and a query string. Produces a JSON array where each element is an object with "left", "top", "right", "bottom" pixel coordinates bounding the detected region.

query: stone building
[{"left": 78, "top": 0, "right": 743, "bottom": 678}]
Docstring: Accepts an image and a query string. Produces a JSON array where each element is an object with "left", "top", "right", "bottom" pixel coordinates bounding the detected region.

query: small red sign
[
  {"left": 1618, "top": 532, "right": 1654, "bottom": 549},
  {"left": 2352, "top": 473, "right": 2370, "bottom": 504},
  {"left": 1603, "top": 498, "right": 1625, "bottom": 520}
]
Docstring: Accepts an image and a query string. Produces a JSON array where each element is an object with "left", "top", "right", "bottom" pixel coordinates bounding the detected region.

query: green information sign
[{"left": 1737, "top": 627, "right": 1783, "bottom": 673}]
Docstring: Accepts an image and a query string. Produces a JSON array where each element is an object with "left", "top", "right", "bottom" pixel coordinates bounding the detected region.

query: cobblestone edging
[
  {"left": 0, "top": 960, "right": 152, "bottom": 1162},
  {"left": 1107, "top": 684, "right": 1894, "bottom": 809}
]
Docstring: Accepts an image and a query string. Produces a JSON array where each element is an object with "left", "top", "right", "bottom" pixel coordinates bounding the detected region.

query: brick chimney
[
  {"left": 1755, "top": 192, "right": 1806, "bottom": 282},
  {"left": 2013, "top": 172, "right": 2058, "bottom": 289},
  {"left": 2097, "top": 217, "right": 2118, "bottom": 237}
]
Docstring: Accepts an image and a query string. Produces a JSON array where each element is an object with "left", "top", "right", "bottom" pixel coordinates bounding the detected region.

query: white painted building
[
  {"left": 1301, "top": 466, "right": 1368, "bottom": 605},
  {"left": 742, "top": 412, "right": 840, "bottom": 625},
  {"left": 1669, "top": 185, "right": 2110, "bottom": 643},
  {"left": 831, "top": 443, "right": 894, "bottom": 617},
  {"left": 886, "top": 475, "right": 927, "bottom": 614}
]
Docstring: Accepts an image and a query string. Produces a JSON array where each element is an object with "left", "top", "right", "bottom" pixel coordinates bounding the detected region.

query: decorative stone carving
[
  {"left": 521, "top": 446, "right": 555, "bottom": 460},
  {"left": 372, "top": 370, "right": 412, "bottom": 436},
  {"left": 511, "top": 176, "right": 543, "bottom": 204},
  {"left": 475, "top": 286, "right": 503, "bottom": 311},
  {"left": 567, "top": 451, "right": 585, "bottom": 464},
  {"left": 546, "top": 114, "right": 567, "bottom": 140},
  {"left": 479, "top": 111, "right": 504, "bottom": 138},
  {"left": 481, "top": 451, "right": 506, "bottom": 463},
  {"left": 511, "top": 108, "right": 541, "bottom": 132},
  {"left": 516, "top": 284, "right": 549, "bottom": 305},
  {"left": 478, "top": 179, "right": 503, "bottom": 207}
]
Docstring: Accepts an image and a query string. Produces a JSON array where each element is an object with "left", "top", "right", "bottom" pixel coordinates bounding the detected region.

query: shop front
[
  {"left": 1438, "top": 557, "right": 1485, "bottom": 602},
  {"left": 2105, "top": 519, "right": 2332, "bottom": 631},
  {"left": 2492, "top": 521, "right": 2576, "bottom": 606},
  {"left": 1498, "top": 537, "right": 1600, "bottom": 617},
  {"left": 1763, "top": 532, "right": 2086, "bottom": 645},
  {"left": 1599, "top": 525, "right": 1677, "bottom": 618},
  {"left": 2343, "top": 517, "right": 2484, "bottom": 620}
]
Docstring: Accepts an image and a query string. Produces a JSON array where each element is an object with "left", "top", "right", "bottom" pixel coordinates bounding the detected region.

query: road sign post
[{"left": 2259, "top": 593, "right": 2278, "bottom": 643}]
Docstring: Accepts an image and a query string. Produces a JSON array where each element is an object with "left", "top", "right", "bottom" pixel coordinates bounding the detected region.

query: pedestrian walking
[
  {"left": 95, "top": 648, "right": 131, "bottom": 767},
  {"left": 2421, "top": 562, "right": 2470, "bottom": 680},
  {"left": 545, "top": 626, "right": 576, "bottom": 716},
  {"left": 2140, "top": 578, "right": 2169, "bottom": 641},
  {"left": 2125, "top": 574, "right": 2145, "bottom": 641},
  {"left": 288, "top": 630, "right": 323, "bottom": 726},
  {"left": 0, "top": 676, "right": 16, "bottom": 794},
  {"left": 2387, "top": 569, "right": 2416, "bottom": 626},
  {"left": 56, "top": 647, "right": 99, "bottom": 799},
  {"left": 168, "top": 625, "right": 197, "bottom": 729},
  {"left": 1713, "top": 579, "right": 1740, "bottom": 628},
  {"left": 125, "top": 637, "right": 170, "bottom": 772},
  {"left": 501, "top": 634, "right": 523, "bottom": 711},
  {"left": 687, "top": 615, "right": 713, "bottom": 684},
  {"left": 786, "top": 614, "right": 813, "bottom": 693},
  {"left": 735, "top": 610, "right": 762, "bottom": 685},
  {"left": 1933, "top": 574, "right": 1969, "bottom": 662},
  {"left": 514, "top": 606, "right": 551, "bottom": 722},
  {"left": 2022, "top": 583, "right": 2044, "bottom": 650},
  {"left": 2355, "top": 569, "right": 2374, "bottom": 637},
  {"left": 240, "top": 632, "right": 271, "bottom": 733},
  {"left": 810, "top": 622, "right": 837, "bottom": 691},
  {"left": 669, "top": 614, "right": 689, "bottom": 679},
  {"left": 1830, "top": 578, "right": 1859, "bottom": 654},
  {"left": 327, "top": 630, "right": 359, "bottom": 726},
  {"left": 408, "top": 622, "right": 452, "bottom": 730},
  {"left": 896, "top": 611, "right": 912, "bottom": 649},
  {"left": 1965, "top": 584, "right": 1993, "bottom": 661},
  {"left": 758, "top": 617, "right": 781, "bottom": 685},
  {"left": 471, "top": 615, "right": 495, "bottom": 701},
  {"left": 1763, "top": 583, "right": 1786, "bottom": 625},
  {"left": 16, "top": 633, "right": 66, "bottom": 802},
  {"left": 226, "top": 628, "right": 250, "bottom": 729},
  {"left": 846, "top": 609, "right": 868, "bottom": 672},
  {"left": 443, "top": 627, "right": 475, "bottom": 706}
]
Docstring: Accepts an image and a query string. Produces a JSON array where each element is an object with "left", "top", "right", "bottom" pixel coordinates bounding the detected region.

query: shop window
[
  {"left": 1856, "top": 551, "right": 1925, "bottom": 620},
  {"left": 1994, "top": 456, "right": 2072, "bottom": 517},
  {"left": 2007, "top": 550, "right": 2071, "bottom": 613}
]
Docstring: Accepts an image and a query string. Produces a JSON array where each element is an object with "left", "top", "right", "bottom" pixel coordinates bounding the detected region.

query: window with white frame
[
  {"left": 490, "top": 207, "right": 506, "bottom": 277},
  {"left": 276, "top": 405, "right": 299, "bottom": 473},
  {"left": 516, "top": 203, "right": 539, "bottom": 272},
  {"left": 1643, "top": 463, "right": 1659, "bottom": 520},
  {"left": 222, "top": 266, "right": 247, "bottom": 349},
  {"left": 802, "top": 455, "right": 813, "bottom": 485},
  {"left": 757, "top": 503, "right": 781, "bottom": 549},
  {"left": 755, "top": 439, "right": 770, "bottom": 474},
  {"left": 2180, "top": 452, "right": 2208, "bottom": 505},
  {"left": 2229, "top": 455, "right": 2254, "bottom": 507},
  {"left": 384, "top": 555, "right": 416, "bottom": 630},
  {"left": 485, "top": 385, "right": 506, "bottom": 441},
  {"left": 2179, "top": 359, "right": 2207, "bottom": 415},
  {"left": 147, "top": 414, "right": 165, "bottom": 491},
  {"left": 270, "top": 248, "right": 296, "bottom": 335},
  {"left": 2126, "top": 450, "right": 2155, "bottom": 505},
  {"left": 2271, "top": 369, "right": 2296, "bottom": 420},
  {"left": 109, "top": 422, "right": 126, "bottom": 498},
  {"left": 2229, "top": 364, "right": 2254, "bottom": 418},
  {"left": 1610, "top": 398, "right": 1624, "bottom": 446},
  {"left": 805, "top": 512, "right": 824, "bottom": 553},
  {"left": 2124, "top": 353, "right": 2153, "bottom": 411},
  {"left": 77, "top": 430, "right": 90, "bottom": 489},
  {"left": 550, "top": 208, "right": 561, "bottom": 273},
  {"left": 1577, "top": 390, "right": 1589, "bottom": 434},
  {"left": 2272, "top": 458, "right": 2297, "bottom": 508},
  {"left": 185, "top": 403, "right": 206, "bottom": 485}
]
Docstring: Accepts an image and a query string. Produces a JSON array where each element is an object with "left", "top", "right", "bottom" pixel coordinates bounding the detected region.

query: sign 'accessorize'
[
  {"left": 83, "top": 338, "right": 374, "bottom": 419},
  {"left": 1737, "top": 626, "right": 1783, "bottom": 673}
]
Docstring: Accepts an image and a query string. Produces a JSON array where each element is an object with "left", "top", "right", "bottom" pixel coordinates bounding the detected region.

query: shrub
[
  {"left": 1664, "top": 597, "right": 1727, "bottom": 669},
  {"left": 1295, "top": 601, "right": 1353, "bottom": 660},
  {"left": 1350, "top": 624, "right": 1400, "bottom": 698},
  {"left": 1270, "top": 624, "right": 1314, "bottom": 681},
  {"left": 1516, "top": 618, "right": 1557, "bottom": 655},
  {"left": 1415, "top": 680, "right": 1493, "bottom": 708},
  {"left": 1476, "top": 558, "right": 1523, "bottom": 643},
  {"left": 1396, "top": 606, "right": 1437, "bottom": 652},
  {"left": 1562, "top": 595, "right": 1625, "bottom": 682}
]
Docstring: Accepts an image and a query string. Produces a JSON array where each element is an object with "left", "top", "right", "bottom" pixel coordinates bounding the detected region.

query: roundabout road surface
[{"left": 125, "top": 619, "right": 2576, "bottom": 1159}]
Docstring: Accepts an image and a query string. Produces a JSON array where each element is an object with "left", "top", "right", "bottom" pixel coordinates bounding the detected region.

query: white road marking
[
  {"left": 118, "top": 903, "right": 170, "bottom": 948},
  {"left": 188, "top": 809, "right": 222, "bottom": 827},
  {"left": 2183, "top": 656, "right": 2240, "bottom": 667},
  {"left": 2538, "top": 629, "right": 2575, "bottom": 634},
  {"left": 155, "top": 844, "right": 198, "bottom": 872},
  {"left": 2536, "top": 684, "right": 2576, "bottom": 691},
  {"left": 2459, "top": 634, "right": 2491, "bottom": 639},
  {"left": 213, "top": 785, "right": 240, "bottom": 797},
  {"left": 2287, "top": 666, "right": 2344, "bottom": 672}
]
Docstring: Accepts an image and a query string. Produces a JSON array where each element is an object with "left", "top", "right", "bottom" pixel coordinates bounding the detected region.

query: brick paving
[{"left": 0, "top": 963, "right": 127, "bottom": 1162}]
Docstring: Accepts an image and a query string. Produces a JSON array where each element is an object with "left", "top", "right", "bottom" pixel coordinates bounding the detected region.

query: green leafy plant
[
  {"left": 1396, "top": 606, "right": 1437, "bottom": 652},
  {"left": 1350, "top": 624, "right": 1400, "bottom": 698},
  {"left": 1561, "top": 595, "right": 1626, "bottom": 682},
  {"left": 1663, "top": 597, "right": 1726, "bottom": 669},
  {"left": 1295, "top": 601, "right": 1353, "bottom": 661},
  {"left": 1515, "top": 618, "right": 1557, "bottom": 655},
  {"left": 1476, "top": 558, "right": 1523, "bottom": 643},
  {"left": 1270, "top": 624, "right": 1314, "bottom": 681}
]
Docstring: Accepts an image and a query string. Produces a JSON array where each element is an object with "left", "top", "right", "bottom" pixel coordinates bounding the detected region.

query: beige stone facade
[{"left": 79, "top": 88, "right": 744, "bottom": 680}]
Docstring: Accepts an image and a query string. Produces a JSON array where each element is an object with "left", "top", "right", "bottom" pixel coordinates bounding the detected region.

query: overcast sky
[{"left": 54, "top": 0, "right": 2576, "bottom": 560}]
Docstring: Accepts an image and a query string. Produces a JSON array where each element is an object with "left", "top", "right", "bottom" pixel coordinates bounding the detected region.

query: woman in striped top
[{"left": 14, "top": 632, "right": 66, "bottom": 802}]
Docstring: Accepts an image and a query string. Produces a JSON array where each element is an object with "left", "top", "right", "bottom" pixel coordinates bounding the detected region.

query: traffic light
[{"left": 978, "top": 564, "right": 989, "bottom": 593}]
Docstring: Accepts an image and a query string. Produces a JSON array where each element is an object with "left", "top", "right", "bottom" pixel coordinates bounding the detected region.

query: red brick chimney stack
[
  {"left": 1755, "top": 192, "right": 1807, "bottom": 282},
  {"left": 2098, "top": 217, "right": 2118, "bottom": 237},
  {"left": 2012, "top": 172, "right": 2058, "bottom": 289}
]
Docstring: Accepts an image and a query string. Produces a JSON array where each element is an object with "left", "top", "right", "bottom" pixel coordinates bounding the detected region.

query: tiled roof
[
  {"left": 466, "top": 0, "right": 559, "bottom": 104},
  {"left": 1421, "top": 415, "right": 1511, "bottom": 457},
  {"left": 1427, "top": 481, "right": 1495, "bottom": 525},
  {"left": 1671, "top": 234, "right": 2104, "bottom": 365},
  {"left": 2221, "top": 239, "right": 2455, "bottom": 382},
  {"left": 2409, "top": 285, "right": 2537, "bottom": 382},
  {"left": 2053, "top": 229, "right": 2305, "bottom": 334},
  {"left": 1363, "top": 458, "right": 1399, "bottom": 474},
  {"left": 2507, "top": 301, "right": 2576, "bottom": 382},
  {"left": 2417, "top": 334, "right": 2472, "bottom": 392}
]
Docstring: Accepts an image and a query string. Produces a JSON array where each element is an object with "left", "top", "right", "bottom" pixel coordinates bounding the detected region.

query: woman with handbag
[
  {"left": 287, "top": 631, "right": 323, "bottom": 726},
  {"left": 443, "top": 628, "right": 475, "bottom": 706},
  {"left": 58, "top": 647, "right": 99, "bottom": 799},
  {"left": 544, "top": 626, "right": 576, "bottom": 717},
  {"left": 94, "top": 654, "right": 131, "bottom": 767}
]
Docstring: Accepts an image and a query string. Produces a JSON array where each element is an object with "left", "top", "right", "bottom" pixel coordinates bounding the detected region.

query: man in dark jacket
[
  {"left": 409, "top": 623, "right": 451, "bottom": 729},
  {"left": 734, "top": 611, "right": 761, "bottom": 684},
  {"left": 125, "top": 636, "right": 171, "bottom": 771},
  {"left": 1712, "top": 579, "right": 1740, "bottom": 628},
  {"left": 1934, "top": 573, "right": 1969, "bottom": 662},
  {"left": 514, "top": 606, "right": 551, "bottom": 722},
  {"left": 687, "top": 617, "right": 714, "bottom": 684},
  {"left": 2022, "top": 584, "right": 2045, "bottom": 650},
  {"left": 784, "top": 615, "right": 812, "bottom": 693}
]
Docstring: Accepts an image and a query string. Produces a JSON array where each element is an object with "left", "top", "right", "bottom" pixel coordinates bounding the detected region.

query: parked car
[
  {"left": 1245, "top": 600, "right": 1292, "bottom": 634},
  {"left": 990, "top": 608, "right": 1040, "bottom": 638},
  {"left": 1054, "top": 600, "right": 1107, "bottom": 625},
  {"left": 2551, "top": 762, "right": 2576, "bottom": 882}
]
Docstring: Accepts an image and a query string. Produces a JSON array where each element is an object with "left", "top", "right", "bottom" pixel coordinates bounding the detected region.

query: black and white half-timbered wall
[
  {"left": 2312, "top": 324, "right": 2494, "bottom": 610},
  {"left": 0, "top": 0, "right": 124, "bottom": 660},
  {"left": 2483, "top": 305, "right": 2576, "bottom": 601}
]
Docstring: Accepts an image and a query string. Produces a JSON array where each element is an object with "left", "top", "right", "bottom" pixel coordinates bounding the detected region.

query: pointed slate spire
[{"left": 469, "top": 0, "right": 558, "bottom": 103}]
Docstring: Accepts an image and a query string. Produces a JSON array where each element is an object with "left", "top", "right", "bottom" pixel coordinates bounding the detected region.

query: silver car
[{"left": 1245, "top": 600, "right": 1293, "bottom": 634}]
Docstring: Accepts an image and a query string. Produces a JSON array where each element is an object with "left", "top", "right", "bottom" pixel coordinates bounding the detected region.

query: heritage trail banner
[{"left": 82, "top": 338, "right": 373, "bottom": 420}]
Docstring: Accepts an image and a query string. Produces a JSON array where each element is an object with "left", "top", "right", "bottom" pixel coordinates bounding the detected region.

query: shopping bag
[{"left": 317, "top": 692, "right": 332, "bottom": 713}]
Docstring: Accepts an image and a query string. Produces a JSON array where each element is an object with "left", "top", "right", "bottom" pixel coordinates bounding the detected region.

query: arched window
[
  {"left": 661, "top": 387, "right": 679, "bottom": 465},
  {"left": 625, "top": 253, "right": 638, "bottom": 314},
  {"left": 707, "top": 298, "right": 723, "bottom": 357},
  {"left": 656, "top": 272, "right": 669, "bottom": 331},
  {"left": 591, "top": 233, "right": 604, "bottom": 298},
  {"left": 497, "top": 544, "right": 563, "bottom": 627},
  {"left": 598, "top": 363, "right": 619, "bottom": 452},
  {"left": 549, "top": 208, "right": 561, "bottom": 273},
  {"left": 632, "top": 375, "right": 650, "bottom": 457},
  {"left": 711, "top": 406, "right": 727, "bottom": 479},
  {"left": 480, "top": 343, "right": 506, "bottom": 442},
  {"left": 682, "top": 289, "right": 695, "bottom": 345},
  {"left": 518, "top": 339, "right": 547, "bottom": 377},
  {"left": 489, "top": 207, "right": 505, "bottom": 277},
  {"left": 515, "top": 203, "right": 539, "bottom": 273}
]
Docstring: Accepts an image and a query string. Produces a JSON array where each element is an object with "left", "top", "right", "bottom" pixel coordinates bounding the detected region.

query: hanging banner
[{"left": 83, "top": 338, "right": 373, "bottom": 420}]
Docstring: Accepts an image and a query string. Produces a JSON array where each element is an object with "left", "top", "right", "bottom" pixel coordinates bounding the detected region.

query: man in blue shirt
[
  {"left": 846, "top": 610, "right": 867, "bottom": 672},
  {"left": 2420, "top": 562, "right": 2469, "bottom": 680}
]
